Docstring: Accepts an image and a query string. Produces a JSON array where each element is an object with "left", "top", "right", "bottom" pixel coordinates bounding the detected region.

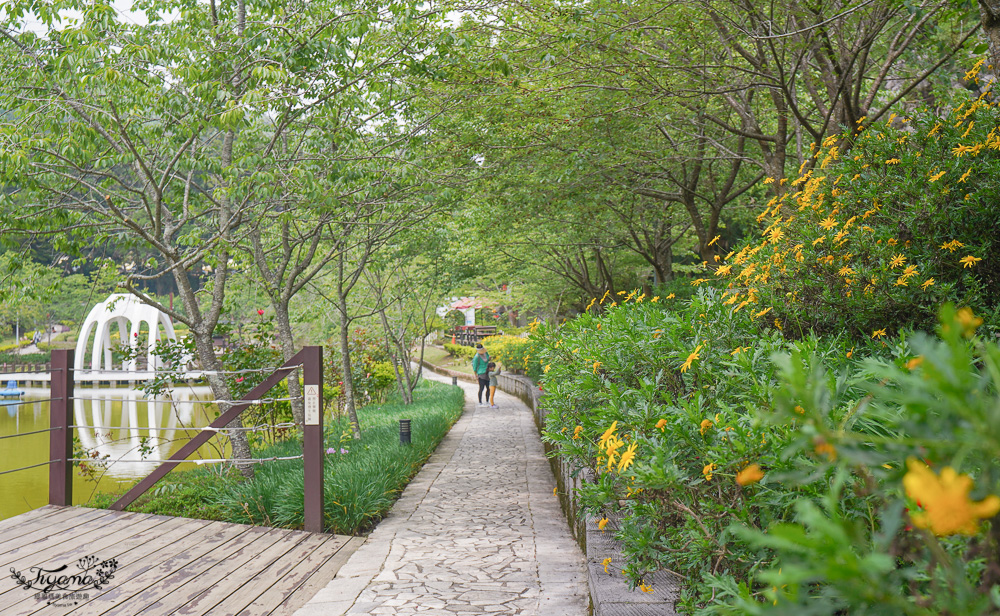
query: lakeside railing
[{"left": 0, "top": 347, "right": 328, "bottom": 533}]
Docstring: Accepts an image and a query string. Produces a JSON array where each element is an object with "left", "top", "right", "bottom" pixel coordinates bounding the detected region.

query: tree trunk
[
  {"left": 337, "top": 293, "right": 362, "bottom": 439},
  {"left": 192, "top": 330, "right": 255, "bottom": 479},
  {"left": 272, "top": 301, "right": 305, "bottom": 426},
  {"left": 378, "top": 307, "right": 412, "bottom": 404},
  {"left": 981, "top": 0, "right": 1000, "bottom": 71}
]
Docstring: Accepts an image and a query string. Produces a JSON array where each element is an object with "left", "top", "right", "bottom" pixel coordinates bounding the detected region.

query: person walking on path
[
  {"left": 293, "top": 369, "right": 590, "bottom": 616},
  {"left": 487, "top": 361, "right": 501, "bottom": 408},
  {"left": 472, "top": 343, "right": 490, "bottom": 406}
]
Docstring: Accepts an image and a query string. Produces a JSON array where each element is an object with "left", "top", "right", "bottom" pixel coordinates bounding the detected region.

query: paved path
[{"left": 295, "top": 371, "right": 589, "bottom": 616}]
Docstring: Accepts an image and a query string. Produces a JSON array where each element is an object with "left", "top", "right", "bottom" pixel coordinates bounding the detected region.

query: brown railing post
[
  {"left": 302, "top": 346, "right": 324, "bottom": 533},
  {"left": 49, "top": 349, "right": 74, "bottom": 506}
]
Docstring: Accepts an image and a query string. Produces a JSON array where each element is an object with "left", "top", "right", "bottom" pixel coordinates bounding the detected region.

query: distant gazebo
[{"left": 75, "top": 294, "right": 179, "bottom": 373}]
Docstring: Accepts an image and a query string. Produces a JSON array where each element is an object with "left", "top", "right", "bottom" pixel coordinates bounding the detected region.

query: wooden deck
[{"left": 0, "top": 506, "right": 363, "bottom": 616}]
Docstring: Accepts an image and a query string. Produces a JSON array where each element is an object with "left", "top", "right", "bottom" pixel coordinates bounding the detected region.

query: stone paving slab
[{"left": 294, "top": 371, "right": 589, "bottom": 616}]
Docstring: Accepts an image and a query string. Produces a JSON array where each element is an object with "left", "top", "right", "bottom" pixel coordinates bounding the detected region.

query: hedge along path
[{"left": 294, "top": 369, "right": 589, "bottom": 616}]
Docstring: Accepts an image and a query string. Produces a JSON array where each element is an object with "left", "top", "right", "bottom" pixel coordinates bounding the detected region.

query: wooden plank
[
  {"left": 208, "top": 532, "right": 334, "bottom": 616},
  {"left": 0, "top": 506, "right": 108, "bottom": 544},
  {"left": 47, "top": 516, "right": 218, "bottom": 616},
  {"left": 163, "top": 529, "right": 313, "bottom": 616},
  {"left": 253, "top": 535, "right": 363, "bottom": 616},
  {"left": 104, "top": 525, "right": 288, "bottom": 616},
  {"left": 0, "top": 511, "right": 176, "bottom": 614},
  {"left": 0, "top": 509, "right": 124, "bottom": 567},
  {"left": 80, "top": 520, "right": 257, "bottom": 616},
  {"left": 0, "top": 505, "right": 69, "bottom": 534}
]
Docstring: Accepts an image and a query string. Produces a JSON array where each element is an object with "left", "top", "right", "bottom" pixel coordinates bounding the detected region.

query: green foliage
[
  {"left": 443, "top": 342, "right": 476, "bottom": 360},
  {"left": 719, "top": 79, "right": 1000, "bottom": 338},
  {"left": 538, "top": 289, "right": 1000, "bottom": 612}
]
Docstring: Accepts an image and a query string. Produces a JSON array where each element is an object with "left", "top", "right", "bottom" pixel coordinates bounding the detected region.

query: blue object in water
[{"left": 0, "top": 379, "right": 24, "bottom": 398}]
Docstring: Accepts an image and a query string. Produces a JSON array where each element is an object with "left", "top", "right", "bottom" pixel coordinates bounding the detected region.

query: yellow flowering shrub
[{"left": 714, "top": 79, "right": 1000, "bottom": 336}]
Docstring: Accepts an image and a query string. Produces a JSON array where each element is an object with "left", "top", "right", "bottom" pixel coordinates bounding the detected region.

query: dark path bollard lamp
[
  {"left": 451, "top": 376, "right": 458, "bottom": 386},
  {"left": 400, "top": 419, "right": 412, "bottom": 445}
]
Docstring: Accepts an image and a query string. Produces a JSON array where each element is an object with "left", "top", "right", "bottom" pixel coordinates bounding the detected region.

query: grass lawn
[
  {"left": 87, "top": 380, "right": 464, "bottom": 534},
  {"left": 422, "top": 345, "right": 474, "bottom": 375}
]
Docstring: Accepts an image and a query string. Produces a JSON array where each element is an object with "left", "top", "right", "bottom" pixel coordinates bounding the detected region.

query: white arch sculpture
[{"left": 75, "top": 293, "right": 180, "bottom": 374}]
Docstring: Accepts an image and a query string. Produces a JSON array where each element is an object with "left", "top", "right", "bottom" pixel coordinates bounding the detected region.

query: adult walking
[{"left": 472, "top": 343, "right": 491, "bottom": 406}]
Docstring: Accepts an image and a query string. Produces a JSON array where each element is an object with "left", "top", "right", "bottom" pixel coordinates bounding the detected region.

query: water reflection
[{"left": 72, "top": 386, "right": 215, "bottom": 478}]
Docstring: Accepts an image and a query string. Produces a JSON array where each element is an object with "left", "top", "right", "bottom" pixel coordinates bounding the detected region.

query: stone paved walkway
[{"left": 295, "top": 371, "right": 589, "bottom": 616}]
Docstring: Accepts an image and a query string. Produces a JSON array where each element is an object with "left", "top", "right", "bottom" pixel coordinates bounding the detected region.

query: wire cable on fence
[
  {"left": 67, "top": 455, "right": 304, "bottom": 465},
  {"left": 0, "top": 397, "right": 60, "bottom": 408},
  {"left": 69, "top": 422, "right": 300, "bottom": 434},
  {"left": 68, "top": 396, "right": 303, "bottom": 406},
  {"left": 71, "top": 364, "right": 303, "bottom": 377},
  {"left": 0, "top": 460, "right": 56, "bottom": 477},
  {"left": 0, "top": 427, "right": 60, "bottom": 442}
]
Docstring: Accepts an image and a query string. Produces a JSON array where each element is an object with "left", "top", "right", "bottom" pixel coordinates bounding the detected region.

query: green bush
[
  {"left": 443, "top": 342, "right": 476, "bottom": 360},
  {"left": 718, "top": 77, "right": 1000, "bottom": 338},
  {"left": 538, "top": 286, "right": 1000, "bottom": 613}
]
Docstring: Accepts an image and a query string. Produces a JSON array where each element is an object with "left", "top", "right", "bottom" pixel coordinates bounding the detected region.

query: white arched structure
[{"left": 75, "top": 294, "right": 179, "bottom": 374}]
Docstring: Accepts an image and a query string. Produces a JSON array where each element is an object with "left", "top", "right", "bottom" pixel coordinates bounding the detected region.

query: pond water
[{"left": 0, "top": 385, "right": 229, "bottom": 521}]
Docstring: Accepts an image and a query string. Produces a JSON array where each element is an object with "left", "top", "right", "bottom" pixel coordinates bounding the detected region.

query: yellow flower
[
  {"left": 889, "top": 254, "right": 906, "bottom": 268},
  {"left": 837, "top": 266, "right": 855, "bottom": 277},
  {"left": 774, "top": 318, "right": 783, "bottom": 331},
  {"left": 885, "top": 158, "right": 901, "bottom": 164},
  {"left": 812, "top": 236, "right": 826, "bottom": 247},
  {"left": 573, "top": 425, "right": 583, "bottom": 440},
  {"left": 871, "top": 328, "right": 887, "bottom": 339},
  {"left": 959, "top": 167, "right": 972, "bottom": 183},
  {"left": 961, "top": 255, "right": 982, "bottom": 268},
  {"left": 940, "top": 239, "right": 965, "bottom": 252},
  {"left": 680, "top": 345, "right": 703, "bottom": 373},
  {"left": 599, "top": 421, "right": 618, "bottom": 448},
  {"left": 598, "top": 517, "right": 609, "bottom": 531},
  {"left": 585, "top": 297, "right": 597, "bottom": 312},
  {"left": 651, "top": 296, "right": 660, "bottom": 302},
  {"left": 708, "top": 234, "right": 721, "bottom": 246},
  {"left": 903, "top": 458, "right": 1000, "bottom": 536},
  {"left": 691, "top": 278, "right": 710, "bottom": 286},
  {"left": 553, "top": 486, "right": 558, "bottom": 495},
  {"left": 602, "top": 557, "right": 612, "bottom": 574},
  {"left": 736, "top": 464, "right": 765, "bottom": 486},
  {"left": 814, "top": 441, "right": 837, "bottom": 461},
  {"left": 906, "top": 356, "right": 924, "bottom": 370},
  {"left": 929, "top": 170, "right": 946, "bottom": 182},
  {"left": 543, "top": 364, "right": 551, "bottom": 373},
  {"left": 617, "top": 442, "right": 639, "bottom": 473},
  {"left": 956, "top": 306, "right": 983, "bottom": 336},
  {"left": 730, "top": 346, "right": 744, "bottom": 355},
  {"left": 635, "top": 293, "right": 645, "bottom": 303},
  {"left": 639, "top": 583, "right": 654, "bottom": 593},
  {"left": 699, "top": 418, "right": 713, "bottom": 435},
  {"left": 921, "top": 278, "right": 935, "bottom": 290},
  {"left": 754, "top": 307, "right": 772, "bottom": 318},
  {"left": 763, "top": 177, "right": 775, "bottom": 184},
  {"left": 655, "top": 419, "right": 667, "bottom": 431},
  {"left": 702, "top": 463, "right": 716, "bottom": 482},
  {"left": 593, "top": 361, "right": 602, "bottom": 374},
  {"left": 665, "top": 293, "right": 675, "bottom": 300},
  {"left": 847, "top": 346, "right": 854, "bottom": 358},
  {"left": 819, "top": 216, "right": 838, "bottom": 230},
  {"left": 715, "top": 264, "right": 733, "bottom": 276}
]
